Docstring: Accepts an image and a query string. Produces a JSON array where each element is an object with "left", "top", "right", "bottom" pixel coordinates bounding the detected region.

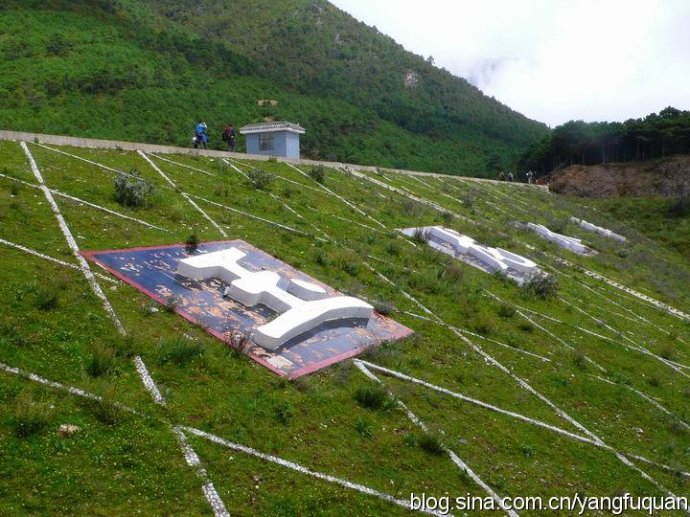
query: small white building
[{"left": 239, "top": 121, "right": 306, "bottom": 159}]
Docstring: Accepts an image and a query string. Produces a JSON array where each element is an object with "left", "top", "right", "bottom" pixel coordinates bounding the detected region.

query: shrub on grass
[
  {"left": 113, "top": 171, "right": 154, "bottom": 208},
  {"left": 331, "top": 249, "right": 361, "bottom": 276},
  {"left": 14, "top": 391, "right": 52, "bottom": 438},
  {"left": 86, "top": 343, "right": 116, "bottom": 378},
  {"left": 497, "top": 304, "right": 516, "bottom": 319},
  {"left": 157, "top": 337, "right": 205, "bottom": 367},
  {"left": 518, "top": 321, "right": 535, "bottom": 333},
  {"left": 571, "top": 352, "right": 588, "bottom": 371},
  {"left": 418, "top": 432, "right": 445, "bottom": 456},
  {"left": 354, "top": 385, "right": 393, "bottom": 410},
  {"left": 87, "top": 397, "right": 126, "bottom": 426},
  {"left": 384, "top": 240, "right": 401, "bottom": 256},
  {"left": 354, "top": 417, "right": 374, "bottom": 438},
  {"left": 33, "top": 286, "right": 59, "bottom": 311},
  {"left": 248, "top": 168, "right": 274, "bottom": 190},
  {"left": 439, "top": 211, "right": 453, "bottom": 224},
  {"left": 309, "top": 164, "right": 326, "bottom": 183},
  {"left": 521, "top": 271, "right": 557, "bottom": 299},
  {"left": 273, "top": 401, "right": 294, "bottom": 425},
  {"left": 185, "top": 232, "right": 199, "bottom": 253}
]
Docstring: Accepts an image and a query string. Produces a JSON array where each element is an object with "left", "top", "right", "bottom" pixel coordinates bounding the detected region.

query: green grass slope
[
  {"left": 1, "top": 139, "right": 689, "bottom": 514},
  {"left": 0, "top": 0, "right": 548, "bottom": 176}
]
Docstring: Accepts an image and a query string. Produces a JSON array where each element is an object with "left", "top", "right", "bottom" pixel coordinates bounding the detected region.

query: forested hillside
[
  {"left": 0, "top": 0, "right": 548, "bottom": 175},
  {"left": 520, "top": 107, "right": 690, "bottom": 176}
]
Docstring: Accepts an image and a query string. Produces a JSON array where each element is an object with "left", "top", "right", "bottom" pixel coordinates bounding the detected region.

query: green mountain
[{"left": 0, "top": 0, "right": 548, "bottom": 175}]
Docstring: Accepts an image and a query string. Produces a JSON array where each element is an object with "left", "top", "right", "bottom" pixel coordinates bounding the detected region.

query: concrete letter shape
[
  {"left": 176, "top": 248, "right": 373, "bottom": 350},
  {"left": 526, "top": 223, "right": 589, "bottom": 254},
  {"left": 427, "top": 227, "right": 538, "bottom": 275}
]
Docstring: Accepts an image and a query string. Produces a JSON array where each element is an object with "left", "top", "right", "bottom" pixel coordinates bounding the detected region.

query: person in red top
[{"left": 222, "top": 123, "right": 236, "bottom": 152}]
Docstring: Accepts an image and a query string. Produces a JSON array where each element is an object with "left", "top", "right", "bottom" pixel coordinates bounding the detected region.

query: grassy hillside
[
  {"left": 1, "top": 138, "right": 689, "bottom": 514},
  {"left": 0, "top": 0, "right": 548, "bottom": 176}
]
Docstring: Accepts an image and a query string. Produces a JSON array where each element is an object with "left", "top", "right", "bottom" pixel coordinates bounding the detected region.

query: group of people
[
  {"left": 193, "top": 121, "right": 236, "bottom": 152},
  {"left": 497, "top": 170, "right": 535, "bottom": 184}
]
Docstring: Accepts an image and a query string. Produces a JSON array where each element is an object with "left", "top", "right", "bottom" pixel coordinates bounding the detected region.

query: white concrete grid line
[
  {"left": 221, "top": 158, "right": 250, "bottom": 180},
  {"left": 350, "top": 170, "right": 479, "bottom": 228},
  {"left": 551, "top": 253, "right": 690, "bottom": 322},
  {"left": 1, "top": 361, "right": 438, "bottom": 515},
  {"left": 228, "top": 158, "right": 324, "bottom": 194},
  {"left": 0, "top": 361, "right": 139, "bottom": 414},
  {"left": 543, "top": 263, "right": 655, "bottom": 330},
  {"left": 192, "top": 195, "right": 311, "bottom": 238},
  {"left": 173, "top": 427, "right": 231, "bottom": 517},
  {"left": 0, "top": 172, "right": 169, "bottom": 232},
  {"left": 353, "top": 361, "right": 520, "bottom": 517},
  {"left": 133, "top": 356, "right": 166, "bottom": 406},
  {"left": 362, "top": 259, "right": 681, "bottom": 501},
  {"left": 353, "top": 359, "right": 690, "bottom": 483},
  {"left": 353, "top": 360, "right": 598, "bottom": 448},
  {"left": 229, "top": 158, "right": 410, "bottom": 242},
  {"left": 137, "top": 150, "right": 228, "bottom": 238},
  {"left": 4, "top": 355, "right": 690, "bottom": 513},
  {"left": 589, "top": 375, "right": 690, "bottom": 433},
  {"left": 21, "top": 142, "right": 169, "bottom": 409},
  {"left": 37, "top": 143, "right": 140, "bottom": 179},
  {"left": 149, "top": 153, "right": 219, "bottom": 177},
  {"left": 0, "top": 238, "right": 118, "bottom": 284},
  {"left": 181, "top": 426, "right": 448, "bottom": 517},
  {"left": 20, "top": 142, "right": 127, "bottom": 337},
  {"left": 269, "top": 193, "right": 335, "bottom": 243},
  {"left": 492, "top": 295, "right": 606, "bottom": 373},
  {"left": 18, "top": 145, "right": 229, "bottom": 509},
  {"left": 559, "top": 296, "right": 690, "bottom": 379},
  {"left": 285, "top": 162, "right": 388, "bottom": 228},
  {"left": 402, "top": 309, "right": 552, "bottom": 363}
]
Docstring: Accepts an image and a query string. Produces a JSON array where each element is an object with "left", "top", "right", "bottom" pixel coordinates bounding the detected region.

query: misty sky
[{"left": 330, "top": 0, "right": 690, "bottom": 127}]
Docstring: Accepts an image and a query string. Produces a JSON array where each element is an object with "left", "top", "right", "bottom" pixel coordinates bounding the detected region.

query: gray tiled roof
[{"left": 239, "top": 121, "right": 306, "bottom": 134}]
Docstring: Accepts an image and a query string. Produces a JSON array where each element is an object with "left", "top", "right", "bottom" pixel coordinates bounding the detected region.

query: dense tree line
[{"left": 519, "top": 107, "right": 690, "bottom": 176}]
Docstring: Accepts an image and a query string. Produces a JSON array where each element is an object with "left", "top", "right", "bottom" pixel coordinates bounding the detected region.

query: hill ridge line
[{"left": 0, "top": 129, "right": 547, "bottom": 188}]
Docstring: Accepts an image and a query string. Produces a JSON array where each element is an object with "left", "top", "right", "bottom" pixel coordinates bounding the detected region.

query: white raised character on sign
[
  {"left": 526, "top": 223, "right": 592, "bottom": 255},
  {"left": 424, "top": 227, "right": 537, "bottom": 275},
  {"left": 570, "top": 217, "right": 626, "bottom": 242},
  {"left": 176, "top": 248, "right": 373, "bottom": 350}
]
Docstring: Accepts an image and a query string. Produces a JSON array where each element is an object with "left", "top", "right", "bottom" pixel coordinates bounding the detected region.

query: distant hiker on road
[
  {"left": 498, "top": 171, "right": 505, "bottom": 181},
  {"left": 526, "top": 170, "right": 534, "bottom": 184},
  {"left": 222, "top": 123, "right": 236, "bottom": 152},
  {"left": 193, "top": 121, "right": 208, "bottom": 149},
  {"left": 507, "top": 171, "right": 514, "bottom": 182}
]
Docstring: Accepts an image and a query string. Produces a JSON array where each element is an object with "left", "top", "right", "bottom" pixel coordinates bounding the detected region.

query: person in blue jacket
[{"left": 193, "top": 121, "right": 208, "bottom": 149}]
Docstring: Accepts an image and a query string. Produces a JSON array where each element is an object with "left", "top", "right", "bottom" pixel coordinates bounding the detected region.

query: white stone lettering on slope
[
  {"left": 570, "top": 217, "right": 627, "bottom": 242},
  {"left": 526, "top": 222, "right": 594, "bottom": 255},
  {"left": 176, "top": 248, "right": 373, "bottom": 350},
  {"left": 401, "top": 226, "right": 538, "bottom": 282}
]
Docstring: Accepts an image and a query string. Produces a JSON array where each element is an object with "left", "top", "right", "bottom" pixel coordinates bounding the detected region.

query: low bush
[
  {"left": 113, "top": 171, "right": 154, "bottom": 208},
  {"left": 86, "top": 343, "right": 116, "bottom": 378},
  {"left": 309, "top": 164, "right": 326, "bottom": 183},
  {"left": 354, "top": 385, "right": 393, "bottom": 410},
  {"left": 157, "top": 337, "right": 205, "bottom": 367},
  {"left": 521, "top": 271, "right": 558, "bottom": 299},
  {"left": 418, "top": 432, "right": 445, "bottom": 456},
  {"left": 14, "top": 391, "right": 52, "bottom": 438},
  {"left": 248, "top": 168, "right": 274, "bottom": 190},
  {"left": 353, "top": 417, "right": 374, "bottom": 438}
]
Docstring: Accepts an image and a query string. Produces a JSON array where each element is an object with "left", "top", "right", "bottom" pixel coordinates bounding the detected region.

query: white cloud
[{"left": 330, "top": 0, "right": 690, "bottom": 126}]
